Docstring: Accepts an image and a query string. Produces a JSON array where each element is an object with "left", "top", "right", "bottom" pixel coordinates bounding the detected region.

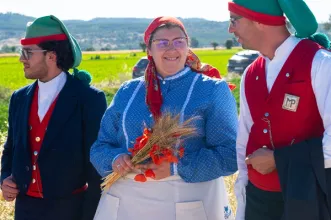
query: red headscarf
[{"left": 144, "top": 16, "right": 235, "bottom": 119}]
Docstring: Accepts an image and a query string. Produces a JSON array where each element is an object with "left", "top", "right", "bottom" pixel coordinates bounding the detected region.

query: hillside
[{"left": 0, "top": 13, "right": 235, "bottom": 50}]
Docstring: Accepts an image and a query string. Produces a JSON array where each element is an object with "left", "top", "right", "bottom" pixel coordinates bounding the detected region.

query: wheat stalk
[{"left": 101, "top": 113, "right": 197, "bottom": 191}]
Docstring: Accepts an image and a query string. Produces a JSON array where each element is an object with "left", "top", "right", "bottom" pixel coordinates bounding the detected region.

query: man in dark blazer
[{"left": 0, "top": 15, "right": 107, "bottom": 220}]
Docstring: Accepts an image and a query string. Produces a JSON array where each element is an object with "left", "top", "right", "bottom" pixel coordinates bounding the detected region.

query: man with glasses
[
  {"left": 229, "top": 16, "right": 242, "bottom": 28},
  {"left": 0, "top": 15, "right": 107, "bottom": 220},
  {"left": 228, "top": 0, "right": 331, "bottom": 219}
]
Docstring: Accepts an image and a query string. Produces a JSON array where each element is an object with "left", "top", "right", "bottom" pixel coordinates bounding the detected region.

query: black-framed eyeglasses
[
  {"left": 152, "top": 37, "right": 188, "bottom": 50},
  {"left": 229, "top": 16, "right": 243, "bottom": 27},
  {"left": 19, "top": 48, "right": 47, "bottom": 60}
]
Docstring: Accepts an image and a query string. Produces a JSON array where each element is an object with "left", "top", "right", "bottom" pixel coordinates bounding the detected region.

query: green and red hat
[
  {"left": 21, "top": 15, "right": 92, "bottom": 84},
  {"left": 21, "top": 15, "right": 82, "bottom": 68},
  {"left": 228, "top": 0, "right": 318, "bottom": 38}
]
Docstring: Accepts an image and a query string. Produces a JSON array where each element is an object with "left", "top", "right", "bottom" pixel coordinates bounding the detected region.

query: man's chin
[
  {"left": 242, "top": 44, "right": 253, "bottom": 50},
  {"left": 24, "top": 72, "right": 36, "bottom": 80}
]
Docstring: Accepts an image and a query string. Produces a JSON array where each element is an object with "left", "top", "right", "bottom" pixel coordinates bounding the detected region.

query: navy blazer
[
  {"left": 274, "top": 137, "right": 331, "bottom": 220},
  {"left": 1, "top": 73, "right": 107, "bottom": 220}
]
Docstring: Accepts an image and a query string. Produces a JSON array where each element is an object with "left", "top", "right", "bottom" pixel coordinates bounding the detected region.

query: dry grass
[
  {"left": 225, "top": 173, "right": 238, "bottom": 214},
  {"left": 0, "top": 131, "right": 15, "bottom": 220},
  {"left": 0, "top": 201, "right": 14, "bottom": 220}
]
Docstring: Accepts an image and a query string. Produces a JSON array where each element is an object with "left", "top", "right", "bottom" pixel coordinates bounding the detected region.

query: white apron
[{"left": 94, "top": 174, "right": 234, "bottom": 220}]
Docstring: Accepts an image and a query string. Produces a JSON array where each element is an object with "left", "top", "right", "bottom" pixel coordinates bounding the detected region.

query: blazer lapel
[
  {"left": 40, "top": 74, "right": 78, "bottom": 154},
  {"left": 22, "top": 82, "right": 37, "bottom": 150}
]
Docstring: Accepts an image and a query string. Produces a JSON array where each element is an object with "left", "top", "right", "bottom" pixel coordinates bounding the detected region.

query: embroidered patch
[
  {"left": 282, "top": 93, "right": 300, "bottom": 112},
  {"left": 224, "top": 206, "right": 232, "bottom": 219}
]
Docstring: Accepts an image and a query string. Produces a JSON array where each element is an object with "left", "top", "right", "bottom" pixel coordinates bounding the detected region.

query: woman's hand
[
  {"left": 136, "top": 161, "right": 171, "bottom": 180},
  {"left": 112, "top": 154, "right": 134, "bottom": 176}
]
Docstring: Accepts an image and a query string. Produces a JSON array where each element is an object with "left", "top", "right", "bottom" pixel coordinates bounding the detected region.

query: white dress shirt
[
  {"left": 235, "top": 36, "right": 331, "bottom": 220},
  {"left": 37, "top": 72, "right": 66, "bottom": 121}
]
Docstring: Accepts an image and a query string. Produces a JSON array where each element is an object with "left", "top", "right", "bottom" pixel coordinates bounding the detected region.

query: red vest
[
  {"left": 245, "top": 40, "right": 324, "bottom": 192},
  {"left": 27, "top": 86, "right": 58, "bottom": 198}
]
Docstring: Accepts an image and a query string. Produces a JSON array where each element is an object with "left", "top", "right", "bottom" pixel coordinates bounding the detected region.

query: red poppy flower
[
  {"left": 134, "top": 174, "right": 147, "bottom": 182},
  {"left": 144, "top": 169, "right": 156, "bottom": 179},
  {"left": 228, "top": 83, "right": 236, "bottom": 91},
  {"left": 168, "top": 155, "right": 178, "bottom": 163},
  {"left": 151, "top": 154, "right": 165, "bottom": 165},
  {"left": 129, "top": 128, "right": 152, "bottom": 156},
  {"left": 162, "top": 149, "right": 172, "bottom": 158}
]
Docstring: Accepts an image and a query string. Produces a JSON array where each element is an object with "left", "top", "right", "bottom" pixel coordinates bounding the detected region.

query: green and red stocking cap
[
  {"left": 228, "top": 0, "right": 330, "bottom": 49},
  {"left": 21, "top": 15, "right": 92, "bottom": 84}
]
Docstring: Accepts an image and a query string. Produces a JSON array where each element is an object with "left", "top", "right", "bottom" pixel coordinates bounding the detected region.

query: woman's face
[{"left": 148, "top": 27, "right": 189, "bottom": 78}]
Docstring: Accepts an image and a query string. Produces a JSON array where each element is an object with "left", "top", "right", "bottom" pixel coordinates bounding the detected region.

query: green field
[
  {"left": 0, "top": 49, "right": 241, "bottom": 219},
  {"left": 0, "top": 49, "right": 241, "bottom": 132},
  {"left": 0, "top": 49, "right": 240, "bottom": 90}
]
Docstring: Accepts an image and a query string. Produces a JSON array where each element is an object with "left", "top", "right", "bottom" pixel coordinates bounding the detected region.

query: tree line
[{"left": 1, "top": 15, "right": 331, "bottom": 53}]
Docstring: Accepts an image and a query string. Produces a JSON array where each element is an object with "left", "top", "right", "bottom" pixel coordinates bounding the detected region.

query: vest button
[
  {"left": 264, "top": 112, "right": 269, "bottom": 117},
  {"left": 33, "top": 165, "right": 36, "bottom": 170},
  {"left": 29, "top": 126, "right": 32, "bottom": 130},
  {"left": 286, "top": 73, "right": 290, "bottom": 78},
  {"left": 263, "top": 129, "right": 268, "bottom": 134},
  {"left": 256, "top": 76, "right": 259, "bottom": 80},
  {"left": 32, "top": 178, "right": 36, "bottom": 184},
  {"left": 35, "top": 137, "right": 41, "bottom": 142},
  {"left": 262, "top": 145, "right": 267, "bottom": 148},
  {"left": 33, "top": 151, "right": 38, "bottom": 156}
]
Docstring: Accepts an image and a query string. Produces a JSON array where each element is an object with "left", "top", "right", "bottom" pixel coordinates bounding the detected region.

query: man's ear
[
  {"left": 253, "top": 21, "right": 265, "bottom": 31},
  {"left": 47, "top": 51, "right": 57, "bottom": 62}
]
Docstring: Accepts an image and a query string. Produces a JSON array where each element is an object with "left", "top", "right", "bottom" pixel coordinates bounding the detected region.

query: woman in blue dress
[{"left": 91, "top": 16, "right": 238, "bottom": 220}]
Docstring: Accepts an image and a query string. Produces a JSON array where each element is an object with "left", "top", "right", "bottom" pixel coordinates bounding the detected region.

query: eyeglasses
[
  {"left": 152, "top": 37, "right": 188, "bottom": 50},
  {"left": 19, "top": 48, "right": 47, "bottom": 60},
  {"left": 229, "top": 16, "right": 243, "bottom": 27}
]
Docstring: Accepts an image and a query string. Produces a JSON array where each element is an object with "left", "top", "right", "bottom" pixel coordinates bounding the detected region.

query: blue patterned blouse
[{"left": 90, "top": 67, "right": 238, "bottom": 183}]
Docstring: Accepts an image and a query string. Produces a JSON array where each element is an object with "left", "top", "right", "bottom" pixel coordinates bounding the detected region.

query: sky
[{"left": 1, "top": 0, "right": 330, "bottom": 23}]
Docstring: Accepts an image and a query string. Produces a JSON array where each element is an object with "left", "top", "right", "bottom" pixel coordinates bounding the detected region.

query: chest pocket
[{"left": 282, "top": 81, "right": 309, "bottom": 113}]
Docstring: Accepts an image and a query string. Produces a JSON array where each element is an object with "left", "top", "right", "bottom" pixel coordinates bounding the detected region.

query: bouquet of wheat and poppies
[{"left": 101, "top": 113, "right": 197, "bottom": 191}]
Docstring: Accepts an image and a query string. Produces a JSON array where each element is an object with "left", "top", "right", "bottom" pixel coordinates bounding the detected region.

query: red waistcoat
[
  {"left": 27, "top": 86, "right": 58, "bottom": 198},
  {"left": 245, "top": 40, "right": 324, "bottom": 192}
]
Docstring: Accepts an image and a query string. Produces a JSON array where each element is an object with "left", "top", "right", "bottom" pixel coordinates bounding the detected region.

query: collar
[
  {"left": 38, "top": 71, "right": 66, "bottom": 97},
  {"left": 263, "top": 36, "right": 301, "bottom": 62},
  {"left": 157, "top": 66, "right": 191, "bottom": 81}
]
